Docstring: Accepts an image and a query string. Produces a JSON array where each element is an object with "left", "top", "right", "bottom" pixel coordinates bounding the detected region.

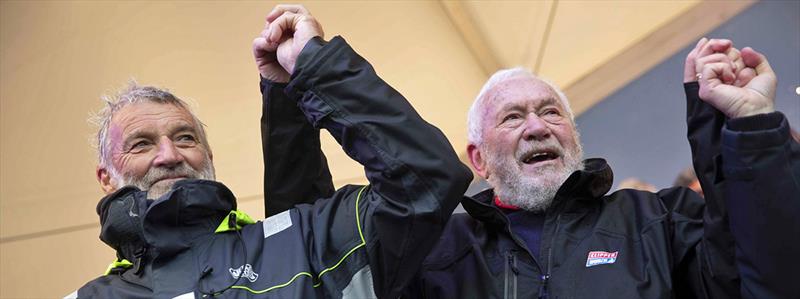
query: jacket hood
[
  {"left": 462, "top": 158, "right": 613, "bottom": 226},
  {"left": 96, "top": 179, "right": 237, "bottom": 262}
]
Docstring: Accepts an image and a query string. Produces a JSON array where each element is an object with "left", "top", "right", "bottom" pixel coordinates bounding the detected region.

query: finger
[
  {"left": 267, "top": 12, "right": 301, "bottom": 43},
  {"left": 260, "top": 25, "right": 269, "bottom": 39},
  {"left": 702, "top": 61, "right": 736, "bottom": 85},
  {"left": 253, "top": 36, "right": 277, "bottom": 55},
  {"left": 266, "top": 4, "right": 310, "bottom": 22},
  {"left": 695, "top": 53, "right": 732, "bottom": 75},
  {"left": 697, "top": 38, "right": 732, "bottom": 59},
  {"left": 684, "top": 37, "right": 708, "bottom": 82},
  {"left": 728, "top": 47, "right": 744, "bottom": 74},
  {"left": 694, "top": 37, "right": 709, "bottom": 52},
  {"left": 709, "top": 39, "right": 733, "bottom": 52}
]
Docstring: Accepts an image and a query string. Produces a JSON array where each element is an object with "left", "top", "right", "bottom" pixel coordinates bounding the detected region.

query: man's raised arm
[
  {"left": 680, "top": 38, "right": 743, "bottom": 297},
  {"left": 254, "top": 5, "right": 334, "bottom": 217},
  {"left": 687, "top": 38, "right": 800, "bottom": 298},
  {"left": 255, "top": 5, "right": 472, "bottom": 297}
]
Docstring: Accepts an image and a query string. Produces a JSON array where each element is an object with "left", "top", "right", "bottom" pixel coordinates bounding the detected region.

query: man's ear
[
  {"left": 96, "top": 166, "right": 117, "bottom": 194},
  {"left": 467, "top": 143, "right": 489, "bottom": 179}
]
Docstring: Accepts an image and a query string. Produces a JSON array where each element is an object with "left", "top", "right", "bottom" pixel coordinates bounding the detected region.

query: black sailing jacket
[
  {"left": 261, "top": 35, "right": 800, "bottom": 298},
  {"left": 69, "top": 36, "right": 472, "bottom": 299}
]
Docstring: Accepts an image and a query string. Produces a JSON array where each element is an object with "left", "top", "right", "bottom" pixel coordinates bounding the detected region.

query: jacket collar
[
  {"left": 462, "top": 158, "right": 613, "bottom": 226},
  {"left": 96, "top": 180, "right": 237, "bottom": 262}
]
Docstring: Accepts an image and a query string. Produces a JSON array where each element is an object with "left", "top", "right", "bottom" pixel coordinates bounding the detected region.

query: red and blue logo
[{"left": 586, "top": 251, "right": 618, "bottom": 267}]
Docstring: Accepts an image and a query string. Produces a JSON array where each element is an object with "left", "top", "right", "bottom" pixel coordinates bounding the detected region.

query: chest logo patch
[
  {"left": 229, "top": 264, "right": 259, "bottom": 282},
  {"left": 586, "top": 251, "right": 618, "bottom": 267}
]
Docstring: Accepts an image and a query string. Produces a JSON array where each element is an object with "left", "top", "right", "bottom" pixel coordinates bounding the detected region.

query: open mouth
[{"left": 521, "top": 150, "right": 559, "bottom": 164}]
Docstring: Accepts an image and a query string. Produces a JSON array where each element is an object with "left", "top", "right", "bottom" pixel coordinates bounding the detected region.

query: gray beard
[
  {"left": 485, "top": 139, "right": 584, "bottom": 212},
  {"left": 111, "top": 156, "right": 216, "bottom": 199}
]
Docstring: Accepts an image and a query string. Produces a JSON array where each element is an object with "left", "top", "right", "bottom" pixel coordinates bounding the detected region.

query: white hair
[
  {"left": 467, "top": 67, "right": 574, "bottom": 145},
  {"left": 89, "top": 81, "right": 210, "bottom": 170}
]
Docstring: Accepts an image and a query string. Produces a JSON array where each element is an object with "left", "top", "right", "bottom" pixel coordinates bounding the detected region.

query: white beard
[
  {"left": 111, "top": 155, "right": 216, "bottom": 200},
  {"left": 485, "top": 137, "right": 584, "bottom": 212}
]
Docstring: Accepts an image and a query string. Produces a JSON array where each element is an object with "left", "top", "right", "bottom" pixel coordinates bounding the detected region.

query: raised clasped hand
[
  {"left": 253, "top": 4, "right": 324, "bottom": 82},
  {"left": 684, "top": 38, "right": 776, "bottom": 118}
]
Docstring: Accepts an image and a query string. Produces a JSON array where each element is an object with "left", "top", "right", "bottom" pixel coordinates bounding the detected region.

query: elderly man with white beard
[
  {"left": 263, "top": 25, "right": 800, "bottom": 297},
  {"left": 465, "top": 68, "right": 585, "bottom": 212}
]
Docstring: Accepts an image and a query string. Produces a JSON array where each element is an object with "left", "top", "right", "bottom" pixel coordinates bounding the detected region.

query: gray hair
[
  {"left": 90, "top": 82, "right": 209, "bottom": 169},
  {"left": 467, "top": 67, "right": 574, "bottom": 145}
]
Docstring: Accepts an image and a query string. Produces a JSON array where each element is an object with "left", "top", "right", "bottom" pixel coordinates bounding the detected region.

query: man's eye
[
  {"left": 502, "top": 113, "right": 522, "bottom": 123},
  {"left": 541, "top": 109, "right": 562, "bottom": 120},
  {"left": 177, "top": 134, "right": 196, "bottom": 142},
  {"left": 129, "top": 141, "right": 151, "bottom": 152},
  {"left": 175, "top": 134, "right": 198, "bottom": 146}
]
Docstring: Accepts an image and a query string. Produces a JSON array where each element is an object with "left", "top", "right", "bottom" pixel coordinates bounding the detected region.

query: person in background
[
  {"left": 674, "top": 166, "right": 703, "bottom": 197},
  {"left": 617, "top": 177, "right": 658, "bottom": 192}
]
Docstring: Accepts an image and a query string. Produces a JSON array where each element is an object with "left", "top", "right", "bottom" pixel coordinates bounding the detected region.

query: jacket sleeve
[
  {"left": 681, "top": 82, "right": 741, "bottom": 298},
  {"left": 684, "top": 82, "right": 800, "bottom": 298},
  {"left": 721, "top": 111, "right": 800, "bottom": 298},
  {"left": 286, "top": 36, "right": 473, "bottom": 298},
  {"left": 260, "top": 78, "right": 335, "bottom": 217}
]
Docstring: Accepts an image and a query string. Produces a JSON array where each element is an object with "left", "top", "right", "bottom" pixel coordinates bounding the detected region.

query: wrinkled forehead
[
  {"left": 483, "top": 76, "right": 561, "bottom": 114},
  {"left": 109, "top": 101, "right": 198, "bottom": 137}
]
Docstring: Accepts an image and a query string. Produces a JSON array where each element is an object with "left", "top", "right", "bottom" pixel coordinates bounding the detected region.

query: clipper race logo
[
  {"left": 585, "top": 251, "right": 618, "bottom": 267},
  {"left": 229, "top": 264, "right": 259, "bottom": 282}
]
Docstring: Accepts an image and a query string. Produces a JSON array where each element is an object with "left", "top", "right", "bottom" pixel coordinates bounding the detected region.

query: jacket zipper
[
  {"left": 539, "top": 214, "right": 561, "bottom": 299},
  {"left": 132, "top": 247, "right": 147, "bottom": 276},
  {"left": 504, "top": 251, "right": 519, "bottom": 299}
]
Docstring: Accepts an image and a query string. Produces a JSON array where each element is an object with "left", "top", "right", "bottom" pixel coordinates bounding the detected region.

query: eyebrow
[
  {"left": 169, "top": 123, "right": 198, "bottom": 135},
  {"left": 495, "top": 96, "right": 560, "bottom": 114},
  {"left": 538, "top": 97, "right": 560, "bottom": 108}
]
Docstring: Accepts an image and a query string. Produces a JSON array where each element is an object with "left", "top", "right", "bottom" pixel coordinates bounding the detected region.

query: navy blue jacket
[{"left": 684, "top": 82, "right": 800, "bottom": 298}]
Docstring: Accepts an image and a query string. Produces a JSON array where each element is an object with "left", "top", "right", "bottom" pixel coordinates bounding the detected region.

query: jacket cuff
[
  {"left": 260, "top": 76, "right": 288, "bottom": 93},
  {"left": 722, "top": 111, "right": 789, "bottom": 151},
  {"left": 285, "top": 36, "right": 335, "bottom": 95},
  {"left": 683, "top": 82, "right": 699, "bottom": 98}
]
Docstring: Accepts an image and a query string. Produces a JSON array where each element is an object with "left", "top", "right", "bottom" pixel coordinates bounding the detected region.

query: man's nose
[
  {"left": 522, "top": 114, "right": 551, "bottom": 141},
  {"left": 153, "top": 136, "right": 184, "bottom": 167}
]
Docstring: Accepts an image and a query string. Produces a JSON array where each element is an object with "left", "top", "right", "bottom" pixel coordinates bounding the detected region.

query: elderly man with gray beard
[
  {"left": 67, "top": 4, "right": 474, "bottom": 297},
  {"left": 263, "top": 16, "right": 800, "bottom": 297}
]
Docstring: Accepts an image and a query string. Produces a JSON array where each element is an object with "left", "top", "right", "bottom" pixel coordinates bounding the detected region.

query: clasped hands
[
  {"left": 684, "top": 38, "right": 776, "bottom": 118},
  {"left": 253, "top": 4, "right": 324, "bottom": 83}
]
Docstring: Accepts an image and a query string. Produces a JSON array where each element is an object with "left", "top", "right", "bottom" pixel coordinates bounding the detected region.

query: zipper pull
[
  {"left": 538, "top": 274, "right": 550, "bottom": 299},
  {"left": 132, "top": 247, "right": 147, "bottom": 276},
  {"left": 507, "top": 253, "right": 520, "bottom": 275}
]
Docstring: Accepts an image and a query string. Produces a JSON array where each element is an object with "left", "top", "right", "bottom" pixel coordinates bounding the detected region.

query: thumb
[
  {"left": 684, "top": 37, "right": 707, "bottom": 82},
  {"left": 741, "top": 47, "right": 777, "bottom": 101},
  {"left": 741, "top": 47, "right": 774, "bottom": 77}
]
